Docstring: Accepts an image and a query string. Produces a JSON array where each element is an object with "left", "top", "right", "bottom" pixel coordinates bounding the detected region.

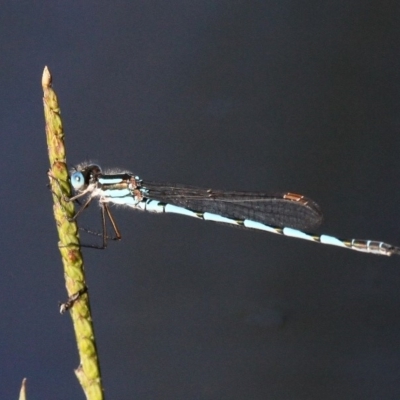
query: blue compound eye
[{"left": 70, "top": 171, "right": 86, "bottom": 190}]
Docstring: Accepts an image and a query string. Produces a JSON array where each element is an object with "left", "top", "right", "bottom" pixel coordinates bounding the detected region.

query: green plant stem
[{"left": 42, "top": 66, "right": 104, "bottom": 400}]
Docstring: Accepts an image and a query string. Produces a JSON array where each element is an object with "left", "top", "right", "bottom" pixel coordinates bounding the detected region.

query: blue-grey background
[{"left": 1, "top": 1, "right": 400, "bottom": 399}]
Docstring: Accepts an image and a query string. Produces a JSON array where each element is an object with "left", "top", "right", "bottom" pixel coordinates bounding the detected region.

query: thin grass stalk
[{"left": 42, "top": 66, "right": 103, "bottom": 400}]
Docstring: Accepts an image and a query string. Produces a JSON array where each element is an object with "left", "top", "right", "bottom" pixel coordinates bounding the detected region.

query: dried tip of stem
[
  {"left": 42, "top": 66, "right": 52, "bottom": 88},
  {"left": 18, "top": 378, "right": 27, "bottom": 400}
]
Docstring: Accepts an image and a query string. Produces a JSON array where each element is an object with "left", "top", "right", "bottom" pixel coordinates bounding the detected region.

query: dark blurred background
[{"left": 1, "top": 1, "right": 400, "bottom": 399}]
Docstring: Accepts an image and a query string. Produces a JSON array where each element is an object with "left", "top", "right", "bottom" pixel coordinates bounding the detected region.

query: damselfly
[{"left": 68, "top": 163, "right": 400, "bottom": 256}]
